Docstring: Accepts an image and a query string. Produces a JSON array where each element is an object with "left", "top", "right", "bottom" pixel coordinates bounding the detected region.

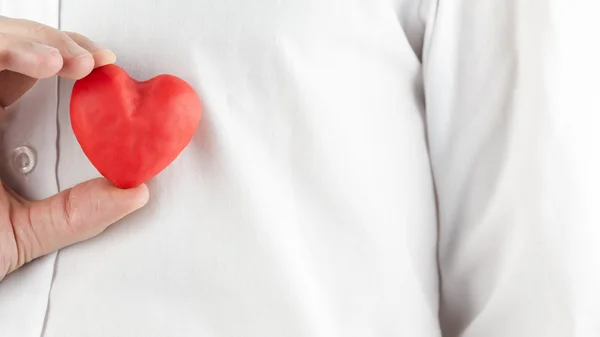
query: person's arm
[{"left": 422, "top": 0, "right": 584, "bottom": 336}]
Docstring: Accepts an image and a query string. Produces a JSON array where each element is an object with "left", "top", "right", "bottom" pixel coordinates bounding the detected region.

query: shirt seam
[{"left": 39, "top": 0, "right": 62, "bottom": 336}]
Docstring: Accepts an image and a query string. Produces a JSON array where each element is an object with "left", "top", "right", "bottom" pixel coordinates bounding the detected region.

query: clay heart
[{"left": 70, "top": 64, "right": 202, "bottom": 189}]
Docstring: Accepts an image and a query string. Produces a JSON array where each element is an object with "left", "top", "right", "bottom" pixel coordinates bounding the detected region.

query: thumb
[{"left": 12, "top": 178, "right": 148, "bottom": 267}]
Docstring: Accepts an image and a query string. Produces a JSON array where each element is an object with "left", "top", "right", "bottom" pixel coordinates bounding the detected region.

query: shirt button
[{"left": 12, "top": 146, "right": 36, "bottom": 175}]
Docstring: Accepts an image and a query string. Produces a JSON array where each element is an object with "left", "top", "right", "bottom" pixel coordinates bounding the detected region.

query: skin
[{"left": 0, "top": 16, "right": 149, "bottom": 281}]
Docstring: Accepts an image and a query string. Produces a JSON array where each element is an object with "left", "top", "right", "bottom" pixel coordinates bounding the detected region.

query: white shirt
[{"left": 0, "top": 0, "right": 599, "bottom": 336}]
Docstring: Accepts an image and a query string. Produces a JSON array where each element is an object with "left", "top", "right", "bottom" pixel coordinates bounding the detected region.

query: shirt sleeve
[{"left": 420, "top": 0, "right": 598, "bottom": 336}]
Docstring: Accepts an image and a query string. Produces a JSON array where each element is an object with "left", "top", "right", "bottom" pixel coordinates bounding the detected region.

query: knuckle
[
  {"left": 59, "top": 189, "right": 78, "bottom": 235},
  {"left": 3, "top": 206, "right": 30, "bottom": 271},
  {"left": 28, "top": 23, "right": 71, "bottom": 48},
  {"left": 63, "top": 31, "right": 86, "bottom": 45},
  {"left": 0, "top": 223, "right": 15, "bottom": 279},
  {"left": 0, "top": 194, "right": 17, "bottom": 278},
  {"left": 13, "top": 232, "right": 29, "bottom": 269},
  {"left": 62, "top": 31, "right": 77, "bottom": 38},
  {"left": 0, "top": 253, "right": 8, "bottom": 276},
  {"left": 60, "top": 184, "right": 106, "bottom": 236},
  {"left": 0, "top": 252, "right": 11, "bottom": 280},
  {"left": 30, "top": 23, "right": 53, "bottom": 37},
  {"left": 10, "top": 208, "right": 34, "bottom": 267}
]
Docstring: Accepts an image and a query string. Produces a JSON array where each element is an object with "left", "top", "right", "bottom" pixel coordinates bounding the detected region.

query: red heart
[{"left": 70, "top": 64, "right": 202, "bottom": 189}]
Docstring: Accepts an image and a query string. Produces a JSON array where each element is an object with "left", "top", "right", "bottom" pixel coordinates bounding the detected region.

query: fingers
[
  {"left": 2, "top": 18, "right": 94, "bottom": 79},
  {"left": 0, "top": 17, "right": 117, "bottom": 81},
  {"left": 0, "top": 33, "right": 63, "bottom": 78},
  {"left": 0, "top": 17, "right": 118, "bottom": 107},
  {"left": 65, "top": 32, "right": 116, "bottom": 68},
  {"left": 9, "top": 179, "right": 148, "bottom": 270}
]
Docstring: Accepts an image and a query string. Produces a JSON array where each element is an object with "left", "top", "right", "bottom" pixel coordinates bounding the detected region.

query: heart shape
[{"left": 70, "top": 64, "right": 202, "bottom": 188}]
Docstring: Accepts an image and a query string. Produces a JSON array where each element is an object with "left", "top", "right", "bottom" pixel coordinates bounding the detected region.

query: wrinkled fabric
[{"left": 0, "top": 0, "right": 598, "bottom": 336}]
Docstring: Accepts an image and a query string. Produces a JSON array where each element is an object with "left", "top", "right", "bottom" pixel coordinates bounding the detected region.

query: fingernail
[
  {"left": 32, "top": 42, "right": 59, "bottom": 54},
  {"left": 66, "top": 41, "right": 91, "bottom": 58}
]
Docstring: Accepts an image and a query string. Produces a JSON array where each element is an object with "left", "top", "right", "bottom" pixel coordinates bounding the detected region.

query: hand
[
  {"left": 0, "top": 16, "right": 149, "bottom": 281},
  {"left": 0, "top": 15, "right": 116, "bottom": 107}
]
